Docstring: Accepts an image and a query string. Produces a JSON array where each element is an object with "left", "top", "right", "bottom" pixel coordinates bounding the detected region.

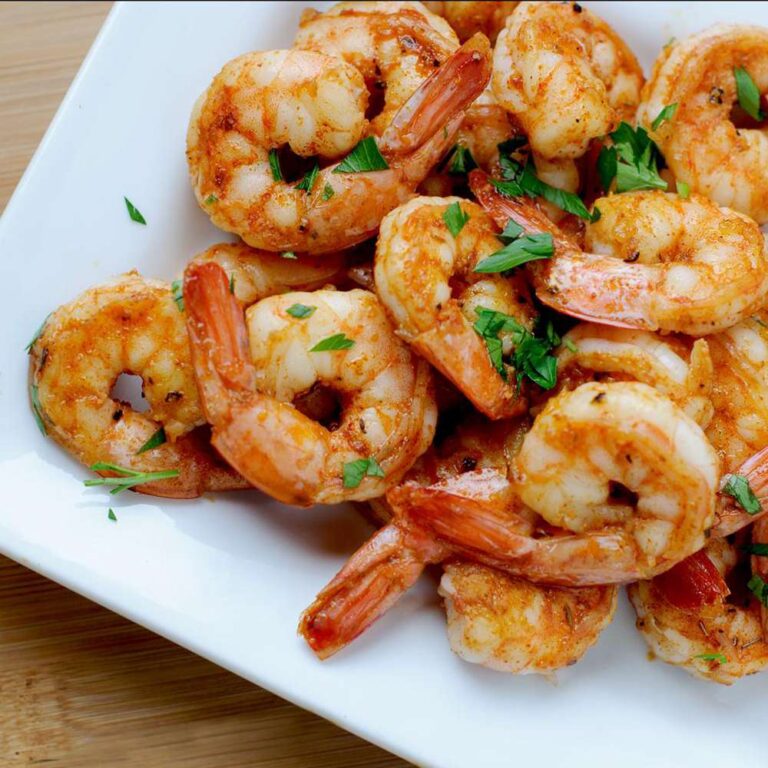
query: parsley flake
[
  {"left": 333, "top": 137, "right": 389, "bottom": 174},
  {"left": 694, "top": 653, "right": 727, "bottom": 664},
  {"left": 446, "top": 144, "right": 477, "bottom": 175},
  {"left": 229, "top": 273, "right": 235, "bottom": 294},
  {"left": 322, "top": 183, "right": 335, "bottom": 201},
  {"left": 651, "top": 103, "right": 678, "bottom": 131},
  {"left": 25, "top": 313, "right": 51, "bottom": 353},
  {"left": 286, "top": 303, "right": 316, "bottom": 319},
  {"left": 343, "top": 456, "right": 385, "bottom": 488},
  {"left": 722, "top": 474, "right": 762, "bottom": 515},
  {"left": 295, "top": 161, "right": 319, "bottom": 194},
  {"left": 748, "top": 574, "right": 768, "bottom": 606},
  {"left": 30, "top": 384, "right": 46, "bottom": 435},
  {"left": 84, "top": 462, "right": 180, "bottom": 495},
  {"left": 474, "top": 230, "right": 553, "bottom": 273},
  {"left": 171, "top": 280, "right": 184, "bottom": 312},
  {"left": 734, "top": 67, "right": 765, "bottom": 121},
  {"left": 108, "top": 508, "right": 118, "bottom": 522},
  {"left": 310, "top": 333, "right": 355, "bottom": 352},
  {"left": 745, "top": 542, "right": 768, "bottom": 556},
  {"left": 598, "top": 122, "right": 668, "bottom": 193},
  {"left": 136, "top": 427, "right": 166, "bottom": 455},
  {"left": 269, "top": 149, "right": 283, "bottom": 181},
  {"left": 443, "top": 201, "right": 470, "bottom": 237},
  {"left": 281, "top": 251, "right": 297, "bottom": 260},
  {"left": 677, "top": 180, "right": 690, "bottom": 199},
  {"left": 204, "top": 194, "right": 218, "bottom": 205},
  {"left": 124, "top": 197, "right": 146, "bottom": 225}
]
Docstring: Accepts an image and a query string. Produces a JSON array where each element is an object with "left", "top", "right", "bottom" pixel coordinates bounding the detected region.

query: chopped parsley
[
  {"left": 734, "top": 67, "right": 765, "bottom": 121},
  {"left": 286, "top": 303, "right": 316, "bottom": 319},
  {"left": 443, "top": 201, "right": 470, "bottom": 237},
  {"left": 474, "top": 229, "right": 553, "bottom": 273},
  {"left": 343, "top": 456, "right": 385, "bottom": 488},
  {"left": 269, "top": 148, "right": 283, "bottom": 181},
  {"left": 171, "top": 280, "right": 184, "bottom": 312},
  {"left": 333, "top": 137, "right": 389, "bottom": 174},
  {"left": 84, "top": 462, "right": 180, "bottom": 495},
  {"left": 446, "top": 144, "right": 477, "bottom": 175},
  {"left": 693, "top": 653, "right": 727, "bottom": 664},
  {"left": 281, "top": 251, "right": 297, "bottom": 260},
  {"left": 124, "top": 197, "right": 146, "bottom": 225},
  {"left": 309, "top": 333, "right": 355, "bottom": 352},
  {"left": 25, "top": 313, "right": 51, "bottom": 353},
  {"left": 229, "top": 273, "right": 235, "bottom": 294},
  {"left": 295, "top": 161, "right": 319, "bottom": 194},
  {"left": 473, "top": 307, "right": 558, "bottom": 389},
  {"left": 597, "top": 121, "right": 668, "bottom": 193},
  {"left": 30, "top": 384, "right": 46, "bottom": 435},
  {"left": 322, "top": 183, "right": 335, "bottom": 201},
  {"left": 204, "top": 194, "right": 218, "bottom": 205},
  {"left": 651, "top": 102, "right": 678, "bottom": 131},
  {"left": 563, "top": 337, "right": 579, "bottom": 353},
  {"left": 722, "top": 474, "right": 762, "bottom": 515},
  {"left": 677, "top": 180, "right": 690, "bottom": 199},
  {"left": 136, "top": 427, "right": 166, "bottom": 455},
  {"left": 748, "top": 573, "right": 768, "bottom": 606},
  {"left": 108, "top": 508, "right": 118, "bottom": 522},
  {"left": 745, "top": 542, "right": 768, "bottom": 556}
]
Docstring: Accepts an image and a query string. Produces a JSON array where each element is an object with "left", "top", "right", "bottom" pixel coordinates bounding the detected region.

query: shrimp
[
  {"left": 187, "top": 35, "right": 491, "bottom": 254},
  {"left": 556, "top": 323, "right": 714, "bottom": 427},
  {"left": 492, "top": 1, "right": 644, "bottom": 162},
  {"left": 637, "top": 25, "right": 768, "bottom": 225},
  {"left": 301, "top": 412, "right": 617, "bottom": 668},
  {"left": 628, "top": 538, "right": 768, "bottom": 684},
  {"left": 374, "top": 196, "right": 536, "bottom": 419},
  {"left": 471, "top": 170, "right": 768, "bottom": 336},
  {"left": 408, "top": 382, "right": 720, "bottom": 585},
  {"left": 183, "top": 261, "right": 436, "bottom": 506},
  {"left": 294, "top": 2, "right": 458, "bottom": 137},
  {"left": 423, "top": 2, "right": 519, "bottom": 44},
  {"left": 28, "top": 273, "right": 248, "bottom": 498}
]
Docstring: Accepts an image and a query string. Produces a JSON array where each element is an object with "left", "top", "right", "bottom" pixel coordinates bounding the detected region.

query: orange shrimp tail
[
  {"left": 380, "top": 33, "right": 492, "bottom": 156},
  {"left": 183, "top": 261, "right": 256, "bottom": 424},
  {"left": 299, "top": 525, "right": 441, "bottom": 659},
  {"left": 713, "top": 445, "right": 768, "bottom": 536},
  {"left": 653, "top": 549, "right": 730, "bottom": 611}
]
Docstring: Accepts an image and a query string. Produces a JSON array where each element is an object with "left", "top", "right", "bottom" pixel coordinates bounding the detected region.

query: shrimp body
[
  {"left": 184, "top": 262, "right": 436, "bottom": 506},
  {"left": 188, "top": 36, "right": 491, "bottom": 254},
  {"left": 29, "top": 273, "right": 248, "bottom": 498},
  {"left": 375, "top": 196, "right": 535, "bottom": 418},
  {"left": 424, "top": 1, "right": 519, "bottom": 44},
  {"left": 492, "top": 1, "right": 643, "bottom": 161},
  {"left": 628, "top": 539, "right": 768, "bottom": 684},
  {"left": 638, "top": 25, "right": 768, "bottom": 224},
  {"left": 472, "top": 171, "right": 768, "bottom": 336}
]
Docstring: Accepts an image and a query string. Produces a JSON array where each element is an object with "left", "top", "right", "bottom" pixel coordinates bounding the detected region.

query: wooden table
[{"left": 0, "top": 4, "right": 407, "bottom": 766}]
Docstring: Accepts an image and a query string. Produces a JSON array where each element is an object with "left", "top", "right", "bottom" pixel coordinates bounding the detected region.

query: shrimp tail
[
  {"left": 299, "top": 524, "right": 442, "bottom": 659},
  {"left": 652, "top": 549, "right": 730, "bottom": 611},
  {"left": 713, "top": 444, "right": 768, "bottom": 536},
  {"left": 380, "top": 33, "right": 492, "bottom": 156}
]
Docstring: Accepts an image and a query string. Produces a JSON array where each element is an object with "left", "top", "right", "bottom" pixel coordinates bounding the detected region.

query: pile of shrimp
[{"left": 27, "top": 2, "right": 768, "bottom": 684}]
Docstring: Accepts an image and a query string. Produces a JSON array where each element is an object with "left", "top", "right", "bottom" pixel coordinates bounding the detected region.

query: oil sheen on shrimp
[
  {"left": 28, "top": 273, "right": 248, "bottom": 498},
  {"left": 187, "top": 35, "right": 491, "bottom": 254},
  {"left": 184, "top": 261, "right": 436, "bottom": 506},
  {"left": 638, "top": 25, "right": 768, "bottom": 224},
  {"left": 471, "top": 171, "right": 768, "bottom": 336},
  {"left": 375, "top": 196, "right": 535, "bottom": 419},
  {"left": 493, "top": 1, "right": 644, "bottom": 162}
]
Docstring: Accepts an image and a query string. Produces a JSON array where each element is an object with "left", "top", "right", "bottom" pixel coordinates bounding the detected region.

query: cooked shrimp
[
  {"left": 424, "top": 1, "right": 519, "bottom": 44},
  {"left": 374, "top": 196, "right": 535, "bottom": 419},
  {"left": 628, "top": 538, "right": 768, "bottom": 684},
  {"left": 408, "top": 382, "right": 720, "bottom": 585},
  {"left": 440, "top": 562, "right": 617, "bottom": 674},
  {"left": 492, "top": 1, "right": 643, "bottom": 161},
  {"left": 471, "top": 170, "right": 768, "bottom": 335},
  {"left": 193, "top": 242, "right": 347, "bottom": 305},
  {"left": 183, "top": 261, "right": 436, "bottom": 506},
  {"left": 557, "top": 323, "right": 714, "bottom": 427},
  {"left": 188, "top": 35, "right": 491, "bottom": 254},
  {"left": 301, "top": 412, "right": 617, "bottom": 667},
  {"left": 295, "top": 2, "right": 458, "bottom": 136},
  {"left": 28, "top": 273, "right": 248, "bottom": 498},
  {"left": 638, "top": 25, "right": 768, "bottom": 224}
]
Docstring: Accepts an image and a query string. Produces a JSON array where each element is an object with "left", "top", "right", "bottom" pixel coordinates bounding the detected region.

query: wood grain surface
[{"left": 0, "top": 4, "right": 407, "bottom": 766}]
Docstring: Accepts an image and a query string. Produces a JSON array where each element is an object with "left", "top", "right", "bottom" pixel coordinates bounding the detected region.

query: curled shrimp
[
  {"left": 638, "top": 25, "right": 768, "bottom": 224},
  {"left": 424, "top": 2, "right": 519, "bottom": 44},
  {"left": 409, "top": 382, "right": 720, "bottom": 585},
  {"left": 471, "top": 170, "right": 768, "bottom": 335},
  {"left": 301, "top": 413, "right": 617, "bottom": 667},
  {"left": 492, "top": 1, "right": 643, "bottom": 162},
  {"left": 374, "top": 196, "right": 535, "bottom": 419},
  {"left": 628, "top": 538, "right": 768, "bottom": 685},
  {"left": 183, "top": 261, "right": 436, "bottom": 506},
  {"left": 556, "top": 323, "right": 714, "bottom": 427},
  {"left": 28, "top": 273, "right": 248, "bottom": 498},
  {"left": 295, "top": 1, "right": 458, "bottom": 137},
  {"left": 187, "top": 35, "right": 491, "bottom": 254}
]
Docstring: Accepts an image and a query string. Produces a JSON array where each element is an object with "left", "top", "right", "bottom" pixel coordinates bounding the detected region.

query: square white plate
[{"left": 1, "top": 3, "right": 766, "bottom": 766}]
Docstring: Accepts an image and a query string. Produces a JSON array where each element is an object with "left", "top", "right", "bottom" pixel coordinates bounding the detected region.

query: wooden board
[{"left": 0, "top": 4, "right": 407, "bottom": 766}]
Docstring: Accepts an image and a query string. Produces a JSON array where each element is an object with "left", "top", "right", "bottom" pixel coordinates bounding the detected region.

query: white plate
[{"left": 1, "top": 2, "right": 765, "bottom": 766}]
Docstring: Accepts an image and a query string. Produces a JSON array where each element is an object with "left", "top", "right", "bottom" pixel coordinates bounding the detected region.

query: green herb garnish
[
  {"left": 694, "top": 653, "right": 727, "bottom": 664},
  {"left": 446, "top": 144, "right": 477, "bottom": 175},
  {"left": 84, "top": 462, "right": 180, "bottom": 495},
  {"left": 124, "top": 197, "right": 146, "bottom": 225},
  {"left": 281, "top": 251, "right": 297, "bottom": 260},
  {"left": 333, "top": 137, "right": 389, "bottom": 174},
  {"left": 677, "top": 181, "right": 690, "bottom": 199},
  {"left": 443, "top": 201, "right": 470, "bottom": 237},
  {"left": 474, "top": 230, "right": 553, "bottom": 273},
  {"left": 322, "top": 183, "right": 335, "bottom": 201},
  {"left": 309, "top": 333, "right": 355, "bottom": 352},
  {"left": 722, "top": 474, "right": 762, "bottom": 515},
  {"left": 651, "top": 103, "right": 678, "bottom": 131},
  {"left": 734, "top": 67, "right": 765, "bottom": 121},
  {"left": 269, "top": 148, "right": 283, "bottom": 181},
  {"left": 295, "top": 161, "right": 319, "bottom": 194},
  {"left": 30, "top": 384, "right": 46, "bottom": 435},
  {"left": 745, "top": 542, "right": 768, "bottom": 556},
  {"left": 229, "top": 274, "right": 235, "bottom": 294},
  {"left": 343, "top": 456, "right": 385, "bottom": 488},
  {"left": 563, "top": 337, "right": 579, "bottom": 353},
  {"left": 598, "top": 122, "right": 668, "bottom": 193},
  {"left": 204, "top": 194, "right": 218, "bottom": 205},
  {"left": 108, "top": 508, "right": 118, "bottom": 522},
  {"left": 748, "top": 573, "right": 768, "bottom": 606},
  {"left": 286, "top": 303, "right": 316, "bottom": 319},
  {"left": 136, "top": 427, "right": 166, "bottom": 455},
  {"left": 25, "top": 313, "right": 51, "bottom": 353},
  {"left": 171, "top": 280, "right": 184, "bottom": 312}
]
